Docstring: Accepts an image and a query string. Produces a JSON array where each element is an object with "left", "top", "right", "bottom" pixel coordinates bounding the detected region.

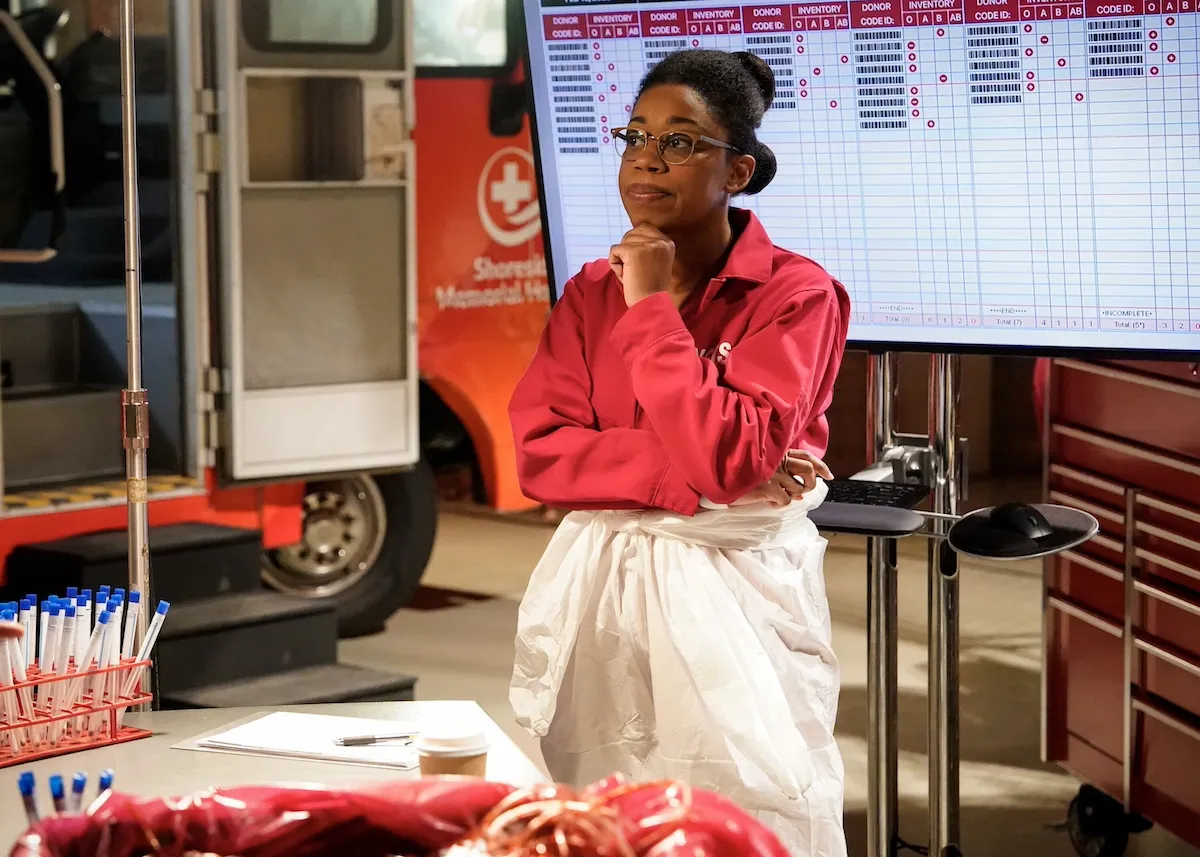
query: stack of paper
[{"left": 191, "top": 711, "right": 420, "bottom": 770}]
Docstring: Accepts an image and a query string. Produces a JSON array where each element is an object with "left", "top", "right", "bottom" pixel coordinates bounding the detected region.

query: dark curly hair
[{"left": 637, "top": 49, "right": 777, "bottom": 195}]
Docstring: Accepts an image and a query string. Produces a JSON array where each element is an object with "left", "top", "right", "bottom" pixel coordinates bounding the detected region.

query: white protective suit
[{"left": 510, "top": 480, "right": 846, "bottom": 857}]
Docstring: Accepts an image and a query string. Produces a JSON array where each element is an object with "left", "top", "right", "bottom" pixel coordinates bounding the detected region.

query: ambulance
[{"left": 0, "top": 0, "right": 547, "bottom": 637}]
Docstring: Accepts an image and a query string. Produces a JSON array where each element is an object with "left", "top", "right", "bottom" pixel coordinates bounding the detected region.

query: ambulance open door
[{"left": 207, "top": 0, "right": 417, "bottom": 481}]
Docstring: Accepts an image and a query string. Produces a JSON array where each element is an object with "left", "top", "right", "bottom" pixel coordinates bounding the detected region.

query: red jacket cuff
[
  {"left": 651, "top": 462, "right": 701, "bottom": 516},
  {"left": 610, "top": 292, "right": 688, "bottom": 365}
]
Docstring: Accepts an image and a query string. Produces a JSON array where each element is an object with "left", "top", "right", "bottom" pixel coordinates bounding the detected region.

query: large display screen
[{"left": 524, "top": 0, "right": 1200, "bottom": 352}]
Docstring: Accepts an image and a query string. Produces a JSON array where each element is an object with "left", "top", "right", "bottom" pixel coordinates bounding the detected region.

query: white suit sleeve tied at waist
[{"left": 510, "top": 480, "right": 847, "bottom": 857}]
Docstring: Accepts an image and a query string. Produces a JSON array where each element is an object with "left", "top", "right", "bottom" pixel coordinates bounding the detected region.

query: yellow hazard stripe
[{"left": 4, "top": 475, "right": 203, "bottom": 509}]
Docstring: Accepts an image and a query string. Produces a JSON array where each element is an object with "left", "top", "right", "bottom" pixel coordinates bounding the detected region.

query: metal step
[
  {"left": 0, "top": 302, "right": 80, "bottom": 390},
  {"left": 157, "top": 592, "right": 339, "bottom": 695},
  {"left": 160, "top": 663, "right": 418, "bottom": 709},
  {"left": 2, "top": 386, "right": 123, "bottom": 488},
  {"left": 3, "top": 523, "right": 263, "bottom": 606}
]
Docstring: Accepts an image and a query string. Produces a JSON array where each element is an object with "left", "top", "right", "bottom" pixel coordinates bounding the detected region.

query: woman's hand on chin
[
  {"left": 609, "top": 223, "right": 674, "bottom": 307},
  {"left": 731, "top": 450, "right": 834, "bottom": 506}
]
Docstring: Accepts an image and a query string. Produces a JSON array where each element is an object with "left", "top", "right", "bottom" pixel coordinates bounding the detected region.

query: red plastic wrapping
[{"left": 9, "top": 775, "right": 791, "bottom": 857}]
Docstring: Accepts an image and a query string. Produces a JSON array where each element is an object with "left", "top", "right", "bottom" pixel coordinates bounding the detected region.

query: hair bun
[
  {"left": 733, "top": 51, "right": 775, "bottom": 110},
  {"left": 743, "top": 141, "right": 777, "bottom": 196}
]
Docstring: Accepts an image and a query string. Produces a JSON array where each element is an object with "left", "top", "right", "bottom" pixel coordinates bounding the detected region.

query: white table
[{"left": 2, "top": 701, "right": 546, "bottom": 846}]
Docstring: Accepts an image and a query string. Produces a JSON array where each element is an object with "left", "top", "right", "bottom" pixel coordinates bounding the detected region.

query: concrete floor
[{"left": 341, "top": 504, "right": 1200, "bottom": 857}]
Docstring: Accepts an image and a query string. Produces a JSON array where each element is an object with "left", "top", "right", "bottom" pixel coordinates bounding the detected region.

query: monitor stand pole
[
  {"left": 865, "top": 351, "right": 963, "bottom": 857},
  {"left": 928, "top": 353, "right": 962, "bottom": 857}
]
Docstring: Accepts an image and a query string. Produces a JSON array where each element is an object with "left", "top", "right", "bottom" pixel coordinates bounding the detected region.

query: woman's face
[{"left": 617, "top": 84, "right": 756, "bottom": 233}]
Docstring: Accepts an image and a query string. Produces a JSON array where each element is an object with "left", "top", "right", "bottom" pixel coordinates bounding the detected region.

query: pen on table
[
  {"left": 49, "top": 774, "right": 65, "bottom": 814},
  {"left": 18, "top": 772, "right": 39, "bottom": 825},
  {"left": 69, "top": 772, "right": 88, "bottom": 812},
  {"left": 334, "top": 731, "right": 416, "bottom": 747}
]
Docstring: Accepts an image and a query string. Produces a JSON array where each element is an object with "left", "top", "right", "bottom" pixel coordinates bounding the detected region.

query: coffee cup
[{"left": 415, "top": 721, "right": 490, "bottom": 777}]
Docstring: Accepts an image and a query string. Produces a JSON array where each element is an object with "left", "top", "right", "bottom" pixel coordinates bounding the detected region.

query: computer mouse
[{"left": 988, "top": 502, "right": 1055, "bottom": 540}]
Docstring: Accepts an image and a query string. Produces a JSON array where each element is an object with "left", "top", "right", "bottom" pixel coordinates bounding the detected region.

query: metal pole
[
  {"left": 866, "top": 352, "right": 899, "bottom": 857},
  {"left": 118, "top": 0, "right": 152, "bottom": 655},
  {"left": 928, "top": 353, "right": 961, "bottom": 857}
]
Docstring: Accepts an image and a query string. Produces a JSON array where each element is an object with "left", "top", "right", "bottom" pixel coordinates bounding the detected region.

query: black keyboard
[{"left": 823, "top": 479, "right": 930, "bottom": 510}]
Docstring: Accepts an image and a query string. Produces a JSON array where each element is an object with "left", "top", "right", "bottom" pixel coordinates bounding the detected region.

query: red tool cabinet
[{"left": 1043, "top": 357, "right": 1200, "bottom": 857}]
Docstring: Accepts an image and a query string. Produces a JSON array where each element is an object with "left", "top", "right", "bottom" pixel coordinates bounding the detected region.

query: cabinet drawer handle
[
  {"left": 1047, "top": 595, "right": 1123, "bottom": 638},
  {"left": 1134, "top": 578, "right": 1200, "bottom": 620},
  {"left": 1135, "top": 636, "right": 1200, "bottom": 681},
  {"left": 1049, "top": 463, "right": 1125, "bottom": 498},
  {"left": 1134, "top": 548, "right": 1200, "bottom": 586},
  {"left": 1137, "top": 493, "right": 1200, "bottom": 528},
  {"left": 1136, "top": 521, "right": 1200, "bottom": 557},
  {"left": 1132, "top": 694, "right": 1200, "bottom": 745},
  {"left": 1061, "top": 549, "right": 1124, "bottom": 583},
  {"left": 1049, "top": 491, "right": 1124, "bottom": 525}
]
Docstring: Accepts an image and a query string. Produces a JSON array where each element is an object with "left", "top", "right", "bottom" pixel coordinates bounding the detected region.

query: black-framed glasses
[{"left": 612, "top": 127, "right": 737, "bottom": 165}]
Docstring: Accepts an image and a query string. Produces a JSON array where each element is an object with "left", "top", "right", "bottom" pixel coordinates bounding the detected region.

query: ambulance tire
[{"left": 260, "top": 463, "right": 438, "bottom": 639}]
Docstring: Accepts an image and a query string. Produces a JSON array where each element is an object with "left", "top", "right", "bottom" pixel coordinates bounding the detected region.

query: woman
[{"left": 509, "top": 50, "right": 850, "bottom": 855}]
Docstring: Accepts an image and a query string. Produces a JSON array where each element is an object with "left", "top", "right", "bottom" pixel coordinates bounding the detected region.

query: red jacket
[{"left": 509, "top": 209, "right": 850, "bottom": 516}]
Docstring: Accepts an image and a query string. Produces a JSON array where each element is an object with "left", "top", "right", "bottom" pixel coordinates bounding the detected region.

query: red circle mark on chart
[
  {"left": 1041, "top": 35, "right": 1049, "bottom": 43},
  {"left": 798, "top": 46, "right": 806, "bottom": 53},
  {"left": 1151, "top": 66, "right": 1160, "bottom": 75},
  {"left": 801, "top": 89, "right": 809, "bottom": 97},
  {"left": 1027, "top": 71, "right": 1035, "bottom": 79},
  {"left": 1026, "top": 48, "right": 1034, "bottom": 56},
  {"left": 599, "top": 94, "right": 606, "bottom": 101},
  {"left": 909, "top": 52, "right": 917, "bottom": 60},
  {"left": 608, "top": 63, "right": 615, "bottom": 70},
  {"left": 601, "top": 116, "right": 607, "bottom": 123},
  {"left": 912, "top": 109, "right": 920, "bottom": 116},
  {"left": 911, "top": 86, "right": 919, "bottom": 94},
  {"left": 938, "top": 27, "right": 945, "bottom": 35},
  {"left": 611, "top": 84, "right": 617, "bottom": 91},
  {"left": 1149, "top": 29, "right": 1158, "bottom": 37},
  {"left": 908, "top": 41, "right": 916, "bottom": 48},
  {"left": 693, "top": 39, "right": 699, "bottom": 46},
  {"left": 1075, "top": 92, "right": 1084, "bottom": 101},
  {"left": 593, "top": 42, "right": 600, "bottom": 49},
  {"left": 801, "top": 78, "right": 808, "bottom": 86},
  {"left": 909, "top": 64, "right": 917, "bottom": 71},
  {"left": 1150, "top": 42, "right": 1159, "bottom": 50},
  {"left": 912, "top": 97, "right": 920, "bottom": 105},
  {"left": 1025, "top": 23, "right": 1033, "bottom": 31},
  {"left": 831, "top": 100, "right": 838, "bottom": 108},
  {"left": 1169, "top": 53, "right": 1177, "bottom": 62},
  {"left": 842, "top": 55, "right": 849, "bottom": 63},
  {"left": 625, "top": 104, "right": 631, "bottom": 111},
  {"left": 1027, "top": 82, "right": 1035, "bottom": 90},
  {"left": 797, "top": 34, "right": 805, "bottom": 42},
  {"left": 1167, "top": 16, "right": 1175, "bottom": 24},
  {"left": 927, "top": 120, "right": 935, "bottom": 127},
  {"left": 602, "top": 126, "right": 608, "bottom": 133},
  {"left": 815, "top": 67, "right": 822, "bottom": 74},
  {"left": 603, "top": 137, "right": 610, "bottom": 143},
  {"left": 594, "top": 53, "right": 601, "bottom": 60},
  {"left": 597, "top": 74, "right": 603, "bottom": 81}
]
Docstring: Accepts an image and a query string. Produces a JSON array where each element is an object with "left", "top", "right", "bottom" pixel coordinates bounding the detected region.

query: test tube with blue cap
[
  {"left": 48, "top": 774, "right": 65, "bottom": 814},
  {"left": 117, "top": 601, "right": 169, "bottom": 725},
  {"left": 69, "top": 772, "right": 88, "bottom": 812},
  {"left": 17, "top": 772, "right": 38, "bottom": 825},
  {"left": 121, "top": 591, "right": 141, "bottom": 660}
]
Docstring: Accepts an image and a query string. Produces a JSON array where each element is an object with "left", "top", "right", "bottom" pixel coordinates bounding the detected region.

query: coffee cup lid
[{"left": 415, "top": 720, "right": 489, "bottom": 757}]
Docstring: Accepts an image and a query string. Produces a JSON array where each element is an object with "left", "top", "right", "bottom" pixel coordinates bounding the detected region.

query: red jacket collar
[{"left": 717, "top": 207, "right": 775, "bottom": 286}]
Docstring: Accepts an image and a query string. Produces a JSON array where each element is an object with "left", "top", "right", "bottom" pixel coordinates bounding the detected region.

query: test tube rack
[{"left": 0, "top": 657, "right": 154, "bottom": 767}]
